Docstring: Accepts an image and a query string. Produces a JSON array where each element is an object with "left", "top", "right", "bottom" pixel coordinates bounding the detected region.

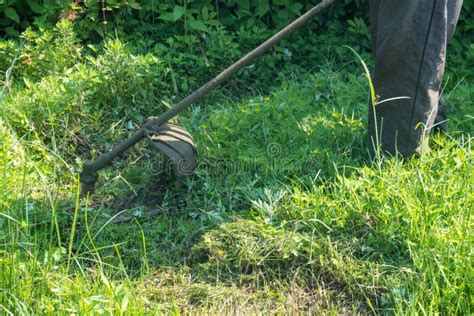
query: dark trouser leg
[
  {"left": 368, "top": 0, "right": 462, "bottom": 156},
  {"left": 434, "top": 96, "right": 448, "bottom": 134}
]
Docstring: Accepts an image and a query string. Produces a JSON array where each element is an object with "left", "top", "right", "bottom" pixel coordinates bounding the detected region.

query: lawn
[{"left": 0, "top": 21, "right": 473, "bottom": 314}]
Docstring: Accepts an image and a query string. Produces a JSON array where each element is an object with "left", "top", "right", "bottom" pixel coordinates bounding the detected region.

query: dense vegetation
[{"left": 1, "top": 1, "right": 473, "bottom": 314}]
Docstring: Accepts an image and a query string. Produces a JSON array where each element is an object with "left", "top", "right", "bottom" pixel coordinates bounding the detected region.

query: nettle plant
[
  {"left": 221, "top": 0, "right": 305, "bottom": 29},
  {"left": 154, "top": 1, "right": 220, "bottom": 34},
  {"left": 152, "top": 0, "right": 312, "bottom": 31},
  {"left": 1, "top": 22, "right": 169, "bottom": 158},
  {"left": 0, "top": 0, "right": 69, "bottom": 36},
  {"left": 1, "top": 0, "right": 372, "bottom": 38}
]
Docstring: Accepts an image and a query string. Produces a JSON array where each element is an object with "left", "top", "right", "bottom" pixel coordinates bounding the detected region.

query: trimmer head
[
  {"left": 80, "top": 123, "right": 197, "bottom": 196},
  {"left": 148, "top": 123, "right": 198, "bottom": 178}
]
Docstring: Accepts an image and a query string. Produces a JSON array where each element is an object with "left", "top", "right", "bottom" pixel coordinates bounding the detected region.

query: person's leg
[
  {"left": 434, "top": 0, "right": 463, "bottom": 134},
  {"left": 434, "top": 96, "right": 448, "bottom": 134},
  {"left": 368, "top": 0, "right": 463, "bottom": 156}
]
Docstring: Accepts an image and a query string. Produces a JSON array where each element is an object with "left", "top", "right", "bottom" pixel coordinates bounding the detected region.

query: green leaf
[
  {"left": 188, "top": 19, "right": 207, "bottom": 32},
  {"left": 127, "top": 1, "right": 141, "bottom": 10},
  {"left": 4, "top": 7, "right": 20, "bottom": 24},
  {"left": 206, "top": 19, "right": 220, "bottom": 26},
  {"left": 95, "top": 25, "right": 105, "bottom": 38},
  {"left": 202, "top": 6, "right": 209, "bottom": 21},
  {"left": 173, "top": 6, "right": 186, "bottom": 22},
  {"left": 4, "top": 26, "right": 19, "bottom": 36},
  {"left": 234, "top": 0, "right": 250, "bottom": 10},
  {"left": 289, "top": 3, "right": 303, "bottom": 15},
  {"left": 159, "top": 12, "right": 175, "bottom": 22},
  {"left": 256, "top": 0, "right": 270, "bottom": 17},
  {"left": 278, "top": 9, "right": 289, "bottom": 20},
  {"left": 27, "top": 0, "right": 45, "bottom": 14}
]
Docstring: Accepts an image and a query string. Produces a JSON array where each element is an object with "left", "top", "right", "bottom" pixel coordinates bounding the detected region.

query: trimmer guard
[{"left": 147, "top": 123, "right": 197, "bottom": 177}]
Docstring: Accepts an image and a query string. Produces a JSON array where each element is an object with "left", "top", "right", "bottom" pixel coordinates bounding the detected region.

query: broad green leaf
[
  {"left": 159, "top": 12, "right": 175, "bottom": 22},
  {"left": 256, "top": 0, "right": 270, "bottom": 17},
  {"left": 173, "top": 6, "right": 186, "bottom": 22},
  {"left": 4, "top": 26, "right": 19, "bottom": 36},
  {"left": 235, "top": 0, "right": 250, "bottom": 10},
  {"left": 127, "top": 0, "right": 141, "bottom": 10},
  {"left": 206, "top": 19, "right": 220, "bottom": 26},
  {"left": 289, "top": 3, "right": 303, "bottom": 15},
  {"left": 27, "top": 0, "right": 45, "bottom": 14},
  {"left": 4, "top": 7, "right": 20, "bottom": 24},
  {"left": 95, "top": 25, "right": 105, "bottom": 38},
  {"left": 277, "top": 9, "right": 289, "bottom": 21},
  {"left": 202, "top": 6, "right": 209, "bottom": 20},
  {"left": 188, "top": 19, "right": 207, "bottom": 32}
]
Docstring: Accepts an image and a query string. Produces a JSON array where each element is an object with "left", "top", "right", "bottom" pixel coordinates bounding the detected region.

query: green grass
[{"left": 0, "top": 25, "right": 473, "bottom": 314}]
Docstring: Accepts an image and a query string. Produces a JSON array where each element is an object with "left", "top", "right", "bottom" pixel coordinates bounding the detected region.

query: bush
[
  {"left": 0, "top": 20, "right": 82, "bottom": 85},
  {"left": 1, "top": 22, "right": 169, "bottom": 158},
  {"left": 0, "top": 0, "right": 69, "bottom": 36}
]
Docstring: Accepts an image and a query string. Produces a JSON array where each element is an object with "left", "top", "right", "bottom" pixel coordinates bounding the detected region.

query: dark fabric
[
  {"left": 368, "top": 0, "right": 462, "bottom": 156},
  {"left": 434, "top": 96, "right": 448, "bottom": 134}
]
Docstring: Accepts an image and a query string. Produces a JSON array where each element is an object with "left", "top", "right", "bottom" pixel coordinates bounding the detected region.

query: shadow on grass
[{"left": 7, "top": 70, "right": 472, "bottom": 313}]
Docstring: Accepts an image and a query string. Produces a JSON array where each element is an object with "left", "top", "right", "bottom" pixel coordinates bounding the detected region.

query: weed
[{"left": 0, "top": 16, "right": 473, "bottom": 315}]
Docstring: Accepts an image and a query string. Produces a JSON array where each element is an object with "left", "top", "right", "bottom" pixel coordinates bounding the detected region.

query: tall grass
[{"left": 0, "top": 24, "right": 472, "bottom": 314}]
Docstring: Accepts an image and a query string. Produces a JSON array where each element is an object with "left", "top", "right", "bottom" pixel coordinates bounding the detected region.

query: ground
[{"left": 0, "top": 24, "right": 473, "bottom": 314}]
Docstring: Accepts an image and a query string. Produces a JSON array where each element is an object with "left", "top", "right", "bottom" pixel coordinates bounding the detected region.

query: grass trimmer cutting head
[
  {"left": 147, "top": 123, "right": 198, "bottom": 177},
  {"left": 79, "top": 0, "right": 335, "bottom": 196},
  {"left": 80, "top": 122, "right": 197, "bottom": 194}
]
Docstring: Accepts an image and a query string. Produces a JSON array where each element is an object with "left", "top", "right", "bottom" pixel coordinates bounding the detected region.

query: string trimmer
[{"left": 80, "top": 0, "right": 335, "bottom": 195}]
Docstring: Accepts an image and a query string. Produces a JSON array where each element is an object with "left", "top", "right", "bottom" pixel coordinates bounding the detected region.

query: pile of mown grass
[{"left": 1, "top": 23, "right": 473, "bottom": 314}]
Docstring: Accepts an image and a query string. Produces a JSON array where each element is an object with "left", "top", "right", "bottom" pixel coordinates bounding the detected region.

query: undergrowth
[{"left": 0, "top": 19, "right": 473, "bottom": 315}]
